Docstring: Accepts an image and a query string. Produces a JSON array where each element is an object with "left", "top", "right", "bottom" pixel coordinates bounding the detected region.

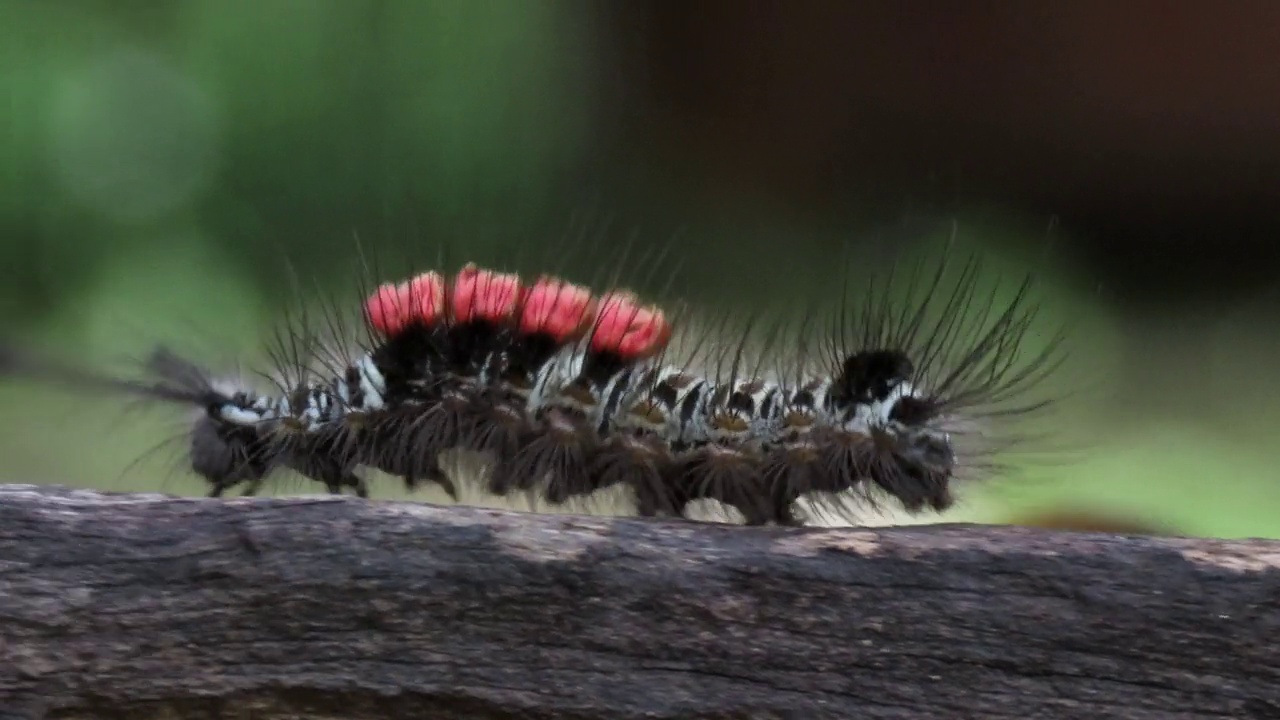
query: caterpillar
[{"left": 0, "top": 240, "right": 1067, "bottom": 527}]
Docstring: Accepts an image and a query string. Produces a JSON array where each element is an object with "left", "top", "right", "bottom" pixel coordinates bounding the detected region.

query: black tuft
[
  {"left": 834, "top": 349, "right": 914, "bottom": 405},
  {"left": 887, "top": 395, "right": 937, "bottom": 426}
]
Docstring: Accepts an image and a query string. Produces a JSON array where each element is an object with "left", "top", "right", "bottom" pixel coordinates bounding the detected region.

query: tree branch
[{"left": 0, "top": 484, "right": 1277, "bottom": 719}]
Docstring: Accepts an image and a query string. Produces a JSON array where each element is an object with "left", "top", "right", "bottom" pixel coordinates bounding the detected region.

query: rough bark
[{"left": 0, "top": 484, "right": 1278, "bottom": 720}]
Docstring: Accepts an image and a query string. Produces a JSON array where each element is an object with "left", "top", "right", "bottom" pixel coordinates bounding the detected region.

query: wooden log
[{"left": 0, "top": 484, "right": 1277, "bottom": 719}]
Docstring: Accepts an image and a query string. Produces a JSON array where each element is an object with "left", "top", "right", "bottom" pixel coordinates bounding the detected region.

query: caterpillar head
[{"left": 832, "top": 348, "right": 956, "bottom": 512}]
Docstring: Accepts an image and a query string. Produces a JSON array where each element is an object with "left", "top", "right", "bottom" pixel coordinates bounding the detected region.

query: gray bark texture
[{"left": 0, "top": 484, "right": 1278, "bottom": 720}]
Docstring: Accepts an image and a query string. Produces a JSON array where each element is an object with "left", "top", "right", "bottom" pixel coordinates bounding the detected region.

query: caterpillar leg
[
  {"left": 404, "top": 462, "right": 459, "bottom": 501},
  {"left": 318, "top": 469, "right": 369, "bottom": 498}
]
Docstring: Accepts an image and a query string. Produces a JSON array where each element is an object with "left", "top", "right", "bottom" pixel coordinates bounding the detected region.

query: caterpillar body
[{"left": 2, "top": 244, "right": 1066, "bottom": 527}]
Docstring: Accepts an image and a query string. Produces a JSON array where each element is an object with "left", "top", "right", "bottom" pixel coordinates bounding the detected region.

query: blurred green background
[{"left": 4, "top": 0, "right": 1280, "bottom": 539}]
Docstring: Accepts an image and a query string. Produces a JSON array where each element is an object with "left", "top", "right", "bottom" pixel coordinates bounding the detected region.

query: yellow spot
[
  {"left": 783, "top": 411, "right": 814, "bottom": 427},
  {"left": 629, "top": 400, "right": 667, "bottom": 425},
  {"left": 712, "top": 413, "right": 749, "bottom": 433}
]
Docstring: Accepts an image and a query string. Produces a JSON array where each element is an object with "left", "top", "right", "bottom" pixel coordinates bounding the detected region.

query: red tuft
[
  {"left": 451, "top": 263, "right": 523, "bottom": 325},
  {"left": 590, "top": 291, "right": 672, "bottom": 359},
  {"left": 364, "top": 271, "right": 446, "bottom": 336},
  {"left": 518, "top": 275, "right": 598, "bottom": 343}
]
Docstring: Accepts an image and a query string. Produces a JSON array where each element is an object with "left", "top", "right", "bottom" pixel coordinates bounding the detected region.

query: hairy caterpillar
[{"left": 1, "top": 240, "right": 1066, "bottom": 527}]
